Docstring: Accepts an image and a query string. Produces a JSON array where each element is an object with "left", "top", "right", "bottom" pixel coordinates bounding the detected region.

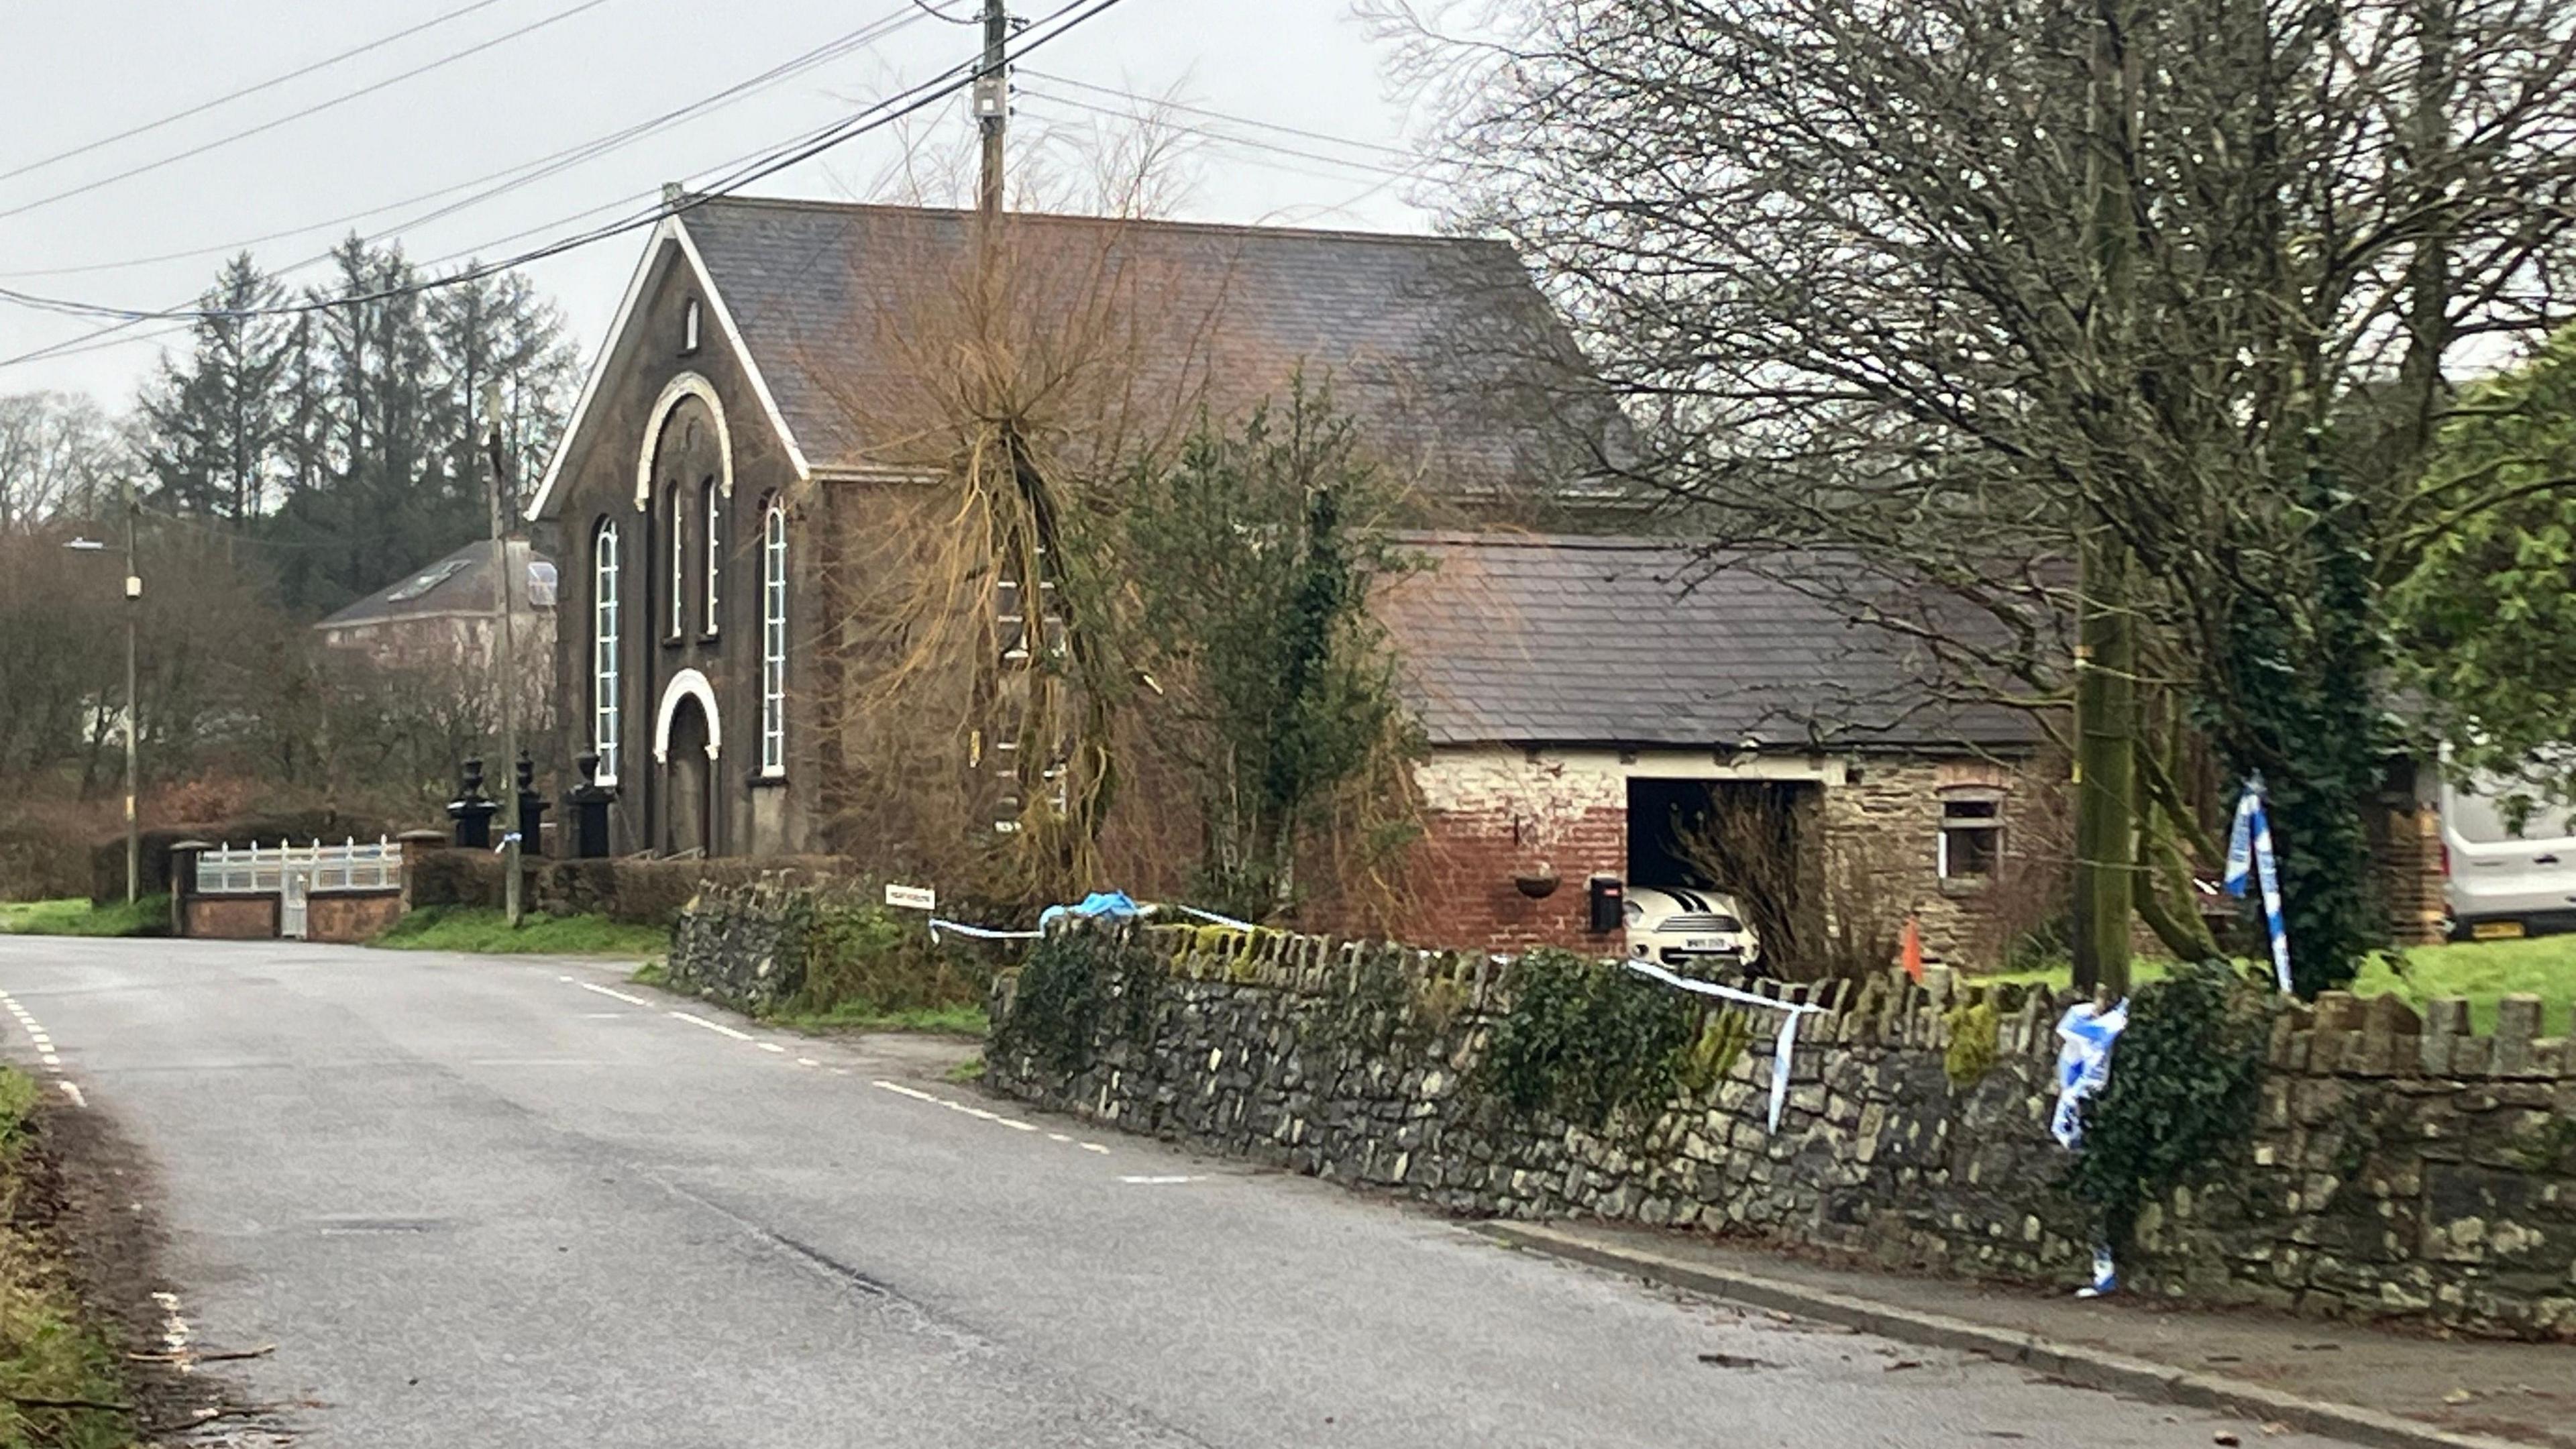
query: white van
[{"left": 2441, "top": 772, "right": 2576, "bottom": 940}]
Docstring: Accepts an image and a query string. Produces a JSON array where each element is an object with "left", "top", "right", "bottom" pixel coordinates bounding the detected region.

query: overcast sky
[{"left": 0, "top": 1, "right": 1443, "bottom": 404}]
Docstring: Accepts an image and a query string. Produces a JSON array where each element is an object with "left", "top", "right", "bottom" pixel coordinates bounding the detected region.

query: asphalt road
[{"left": 0, "top": 936, "right": 2348, "bottom": 1448}]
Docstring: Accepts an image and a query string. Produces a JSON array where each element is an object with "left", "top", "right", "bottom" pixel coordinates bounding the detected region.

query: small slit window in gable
[
  {"left": 682, "top": 297, "right": 702, "bottom": 356},
  {"left": 1937, "top": 790, "right": 2004, "bottom": 881}
]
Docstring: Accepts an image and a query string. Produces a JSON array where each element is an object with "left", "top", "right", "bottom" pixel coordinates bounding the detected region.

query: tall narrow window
[
  {"left": 701, "top": 478, "right": 721, "bottom": 635},
  {"left": 760, "top": 498, "right": 788, "bottom": 775},
  {"left": 667, "top": 489, "right": 686, "bottom": 640},
  {"left": 682, "top": 297, "right": 702, "bottom": 354},
  {"left": 592, "top": 519, "right": 623, "bottom": 783}
]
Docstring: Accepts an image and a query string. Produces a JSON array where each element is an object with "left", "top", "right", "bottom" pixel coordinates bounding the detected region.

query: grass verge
[
  {"left": 0, "top": 1067, "right": 137, "bottom": 1449},
  {"left": 1970, "top": 936, "right": 2574, "bottom": 1034},
  {"left": 370, "top": 907, "right": 669, "bottom": 959},
  {"left": 761, "top": 1000, "right": 988, "bottom": 1037},
  {"left": 0, "top": 898, "right": 166, "bottom": 938}
]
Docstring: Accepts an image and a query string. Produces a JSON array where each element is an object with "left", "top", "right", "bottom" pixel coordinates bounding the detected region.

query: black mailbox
[{"left": 1587, "top": 874, "right": 1624, "bottom": 934}]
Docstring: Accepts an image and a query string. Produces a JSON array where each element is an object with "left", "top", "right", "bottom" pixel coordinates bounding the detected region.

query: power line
[
  {"left": 1016, "top": 68, "right": 1419, "bottom": 160},
  {"left": 908, "top": 0, "right": 983, "bottom": 21},
  {"left": 0, "top": 5, "right": 932, "bottom": 283},
  {"left": 1018, "top": 87, "right": 1421, "bottom": 179},
  {"left": 0, "top": 0, "right": 1134, "bottom": 329},
  {"left": 0, "top": 0, "right": 519, "bottom": 187},
  {"left": 0, "top": 0, "right": 627, "bottom": 225}
]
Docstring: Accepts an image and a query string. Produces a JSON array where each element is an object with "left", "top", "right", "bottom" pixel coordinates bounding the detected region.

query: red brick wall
[
  {"left": 305, "top": 892, "right": 405, "bottom": 945},
  {"left": 1404, "top": 801, "right": 1628, "bottom": 953},
  {"left": 183, "top": 895, "right": 278, "bottom": 940}
]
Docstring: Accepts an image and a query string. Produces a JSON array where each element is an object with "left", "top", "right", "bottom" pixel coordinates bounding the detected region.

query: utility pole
[
  {"left": 482, "top": 384, "right": 524, "bottom": 928},
  {"left": 975, "top": 0, "right": 1010, "bottom": 223},
  {"left": 2070, "top": 3, "right": 2139, "bottom": 998},
  {"left": 121, "top": 473, "right": 140, "bottom": 906}
]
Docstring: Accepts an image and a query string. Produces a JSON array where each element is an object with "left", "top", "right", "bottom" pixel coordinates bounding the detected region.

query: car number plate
[
  {"left": 1684, "top": 938, "right": 1731, "bottom": 952},
  {"left": 2470, "top": 920, "right": 2526, "bottom": 941}
]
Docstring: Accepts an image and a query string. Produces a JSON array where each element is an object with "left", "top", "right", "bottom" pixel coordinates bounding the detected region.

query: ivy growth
[
  {"left": 996, "top": 924, "right": 1163, "bottom": 1073},
  {"left": 1942, "top": 999, "right": 2002, "bottom": 1087},
  {"left": 2063, "top": 959, "right": 2275, "bottom": 1243},
  {"left": 1477, "top": 948, "right": 1704, "bottom": 1130}
]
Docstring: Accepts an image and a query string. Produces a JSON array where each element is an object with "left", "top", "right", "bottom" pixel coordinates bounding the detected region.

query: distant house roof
[
  {"left": 315, "top": 539, "right": 553, "bottom": 631},
  {"left": 1375, "top": 533, "right": 2043, "bottom": 751},
  {"left": 535, "top": 195, "right": 1620, "bottom": 515}
]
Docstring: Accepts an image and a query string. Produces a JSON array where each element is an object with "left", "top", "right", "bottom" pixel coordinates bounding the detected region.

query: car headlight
[{"left": 1622, "top": 900, "right": 1643, "bottom": 926}]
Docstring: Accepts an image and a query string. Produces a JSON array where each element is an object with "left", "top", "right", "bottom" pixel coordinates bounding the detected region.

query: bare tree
[
  {"left": 1379, "top": 0, "right": 2576, "bottom": 990},
  {"left": 0, "top": 392, "right": 123, "bottom": 533}
]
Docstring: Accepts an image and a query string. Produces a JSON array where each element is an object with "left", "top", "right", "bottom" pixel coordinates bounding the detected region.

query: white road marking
[
  {"left": 57, "top": 1081, "right": 85, "bottom": 1108},
  {"left": 758, "top": 1042, "right": 788, "bottom": 1054},
  {"left": 872, "top": 1079, "right": 938, "bottom": 1102},
  {"left": 994, "top": 1117, "right": 1037, "bottom": 1132},
  {"left": 1081, "top": 1142, "right": 1111, "bottom": 1155},
  {"left": 39, "top": 1054, "right": 59, "bottom": 1067},
  {"left": 151, "top": 1291, "right": 195, "bottom": 1372},
  {"left": 576, "top": 981, "right": 655, "bottom": 1008},
  {"left": 1118, "top": 1175, "right": 1204, "bottom": 1185},
  {"left": 1047, "top": 1132, "right": 1073, "bottom": 1143},
  {"left": 796, "top": 1057, "right": 821, "bottom": 1067},
  {"left": 668, "top": 1011, "right": 755, "bottom": 1042}
]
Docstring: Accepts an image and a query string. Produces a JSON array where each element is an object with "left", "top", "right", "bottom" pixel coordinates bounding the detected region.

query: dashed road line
[
  {"left": 574, "top": 980, "right": 655, "bottom": 1008},
  {"left": 668, "top": 1010, "right": 756, "bottom": 1042},
  {"left": 1118, "top": 1175, "right": 1205, "bottom": 1185},
  {"left": 152, "top": 1291, "right": 195, "bottom": 1371},
  {"left": 0, "top": 990, "right": 80, "bottom": 1108},
  {"left": 566, "top": 980, "right": 1127, "bottom": 1165}
]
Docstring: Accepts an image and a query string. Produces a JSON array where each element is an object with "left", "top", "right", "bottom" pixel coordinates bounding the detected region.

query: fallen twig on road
[{"left": 126, "top": 1341, "right": 274, "bottom": 1364}]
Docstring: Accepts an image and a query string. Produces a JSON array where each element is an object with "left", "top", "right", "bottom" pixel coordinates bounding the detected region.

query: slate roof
[
  {"left": 1375, "top": 533, "right": 2043, "bottom": 751},
  {"left": 678, "top": 196, "right": 1614, "bottom": 498},
  {"left": 315, "top": 540, "right": 552, "bottom": 630}
]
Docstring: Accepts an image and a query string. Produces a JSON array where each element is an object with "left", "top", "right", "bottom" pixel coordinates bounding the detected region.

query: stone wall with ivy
[
  {"left": 985, "top": 926, "right": 2576, "bottom": 1341},
  {"left": 668, "top": 875, "right": 1000, "bottom": 1018}
]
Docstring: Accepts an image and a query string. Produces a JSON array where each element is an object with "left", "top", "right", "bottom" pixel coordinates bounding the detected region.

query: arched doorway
[
  {"left": 654, "top": 669, "right": 722, "bottom": 859},
  {"left": 664, "top": 696, "right": 712, "bottom": 859}
]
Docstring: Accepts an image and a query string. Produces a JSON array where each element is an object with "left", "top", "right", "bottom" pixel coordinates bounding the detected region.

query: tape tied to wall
[{"left": 1619, "top": 959, "right": 1829, "bottom": 1133}]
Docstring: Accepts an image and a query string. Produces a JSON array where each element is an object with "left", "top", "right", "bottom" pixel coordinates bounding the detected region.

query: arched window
[
  {"left": 592, "top": 519, "right": 623, "bottom": 783},
  {"left": 760, "top": 497, "right": 788, "bottom": 776},
  {"left": 701, "top": 478, "right": 721, "bottom": 635},
  {"left": 666, "top": 488, "right": 687, "bottom": 641}
]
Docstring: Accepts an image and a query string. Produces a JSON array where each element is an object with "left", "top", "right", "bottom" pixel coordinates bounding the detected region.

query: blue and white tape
[{"left": 2224, "top": 777, "right": 2294, "bottom": 993}]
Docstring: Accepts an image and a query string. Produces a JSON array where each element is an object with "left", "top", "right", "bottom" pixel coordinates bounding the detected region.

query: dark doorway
[
  {"left": 664, "top": 697, "right": 714, "bottom": 858},
  {"left": 1627, "top": 776, "right": 1719, "bottom": 889},
  {"left": 1628, "top": 775, "right": 1824, "bottom": 965}
]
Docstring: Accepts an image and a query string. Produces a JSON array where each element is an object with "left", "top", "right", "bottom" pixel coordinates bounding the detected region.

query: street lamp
[{"left": 62, "top": 481, "right": 140, "bottom": 904}]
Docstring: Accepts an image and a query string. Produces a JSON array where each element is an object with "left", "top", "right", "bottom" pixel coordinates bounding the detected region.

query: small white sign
[{"left": 883, "top": 883, "right": 936, "bottom": 912}]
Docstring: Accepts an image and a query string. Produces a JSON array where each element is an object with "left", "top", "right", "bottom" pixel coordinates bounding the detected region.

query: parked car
[
  {"left": 1624, "top": 885, "right": 1762, "bottom": 973},
  {"left": 2443, "top": 771, "right": 2576, "bottom": 940}
]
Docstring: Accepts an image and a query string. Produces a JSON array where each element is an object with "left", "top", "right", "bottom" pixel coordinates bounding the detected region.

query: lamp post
[{"left": 63, "top": 474, "right": 140, "bottom": 903}]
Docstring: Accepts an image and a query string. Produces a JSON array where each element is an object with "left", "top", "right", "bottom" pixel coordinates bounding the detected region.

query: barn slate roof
[
  {"left": 676, "top": 196, "right": 1615, "bottom": 499},
  {"left": 314, "top": 540, "right": 553, "bottom": 631},
  {"left": 1375, "top": 533, "right": 2043, "bottom": 751}
]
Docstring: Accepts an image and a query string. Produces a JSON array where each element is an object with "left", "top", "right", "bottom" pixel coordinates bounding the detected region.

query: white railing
[{"left": 196, "top": 838, "right": 402, "bottom": 896}]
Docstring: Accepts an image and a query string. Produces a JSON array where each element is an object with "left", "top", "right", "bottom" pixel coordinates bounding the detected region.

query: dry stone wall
[{"left": 986, "top": 926, "right": 2576, "bottom": 1340}]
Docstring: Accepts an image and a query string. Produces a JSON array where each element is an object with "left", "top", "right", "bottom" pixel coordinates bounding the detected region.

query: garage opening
[{"left": 1626, "top": 776, "right": 1823, "bottom": 968}]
